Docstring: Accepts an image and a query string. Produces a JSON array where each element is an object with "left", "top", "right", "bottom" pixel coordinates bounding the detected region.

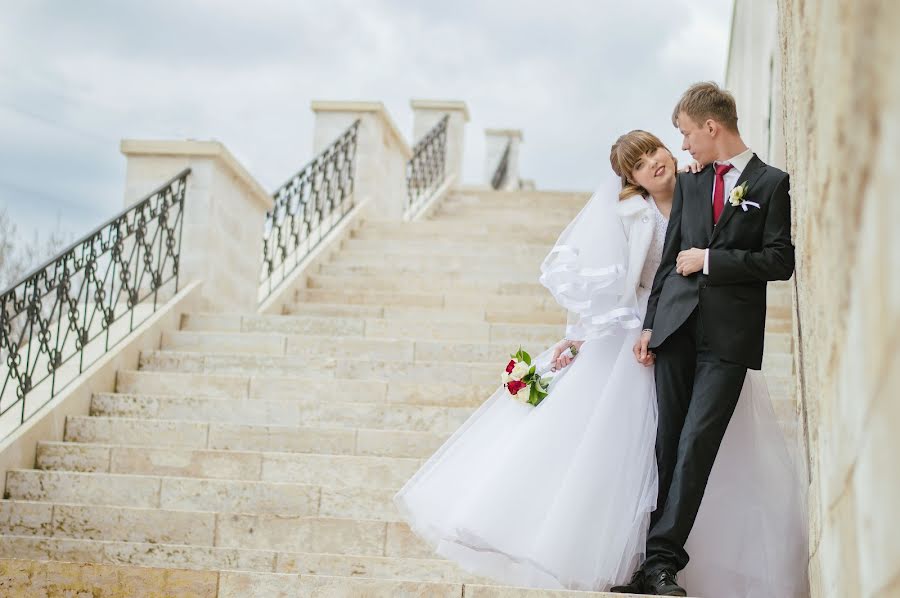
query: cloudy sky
[{"left": 0, "top": 0, "right": 731, "bottom": 242}]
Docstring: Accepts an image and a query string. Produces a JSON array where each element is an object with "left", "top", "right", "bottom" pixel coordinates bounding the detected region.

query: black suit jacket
[{"left": 643, "top": 155, "right": 795, "bottom": 369}]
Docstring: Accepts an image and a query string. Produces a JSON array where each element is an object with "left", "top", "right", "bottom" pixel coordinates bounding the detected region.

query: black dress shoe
[
  {"left": 645, "top": 568, "right": 687, "bottom": 596},
  {"left": 610, "top": 568, "right": 645, "bottom": 593}
]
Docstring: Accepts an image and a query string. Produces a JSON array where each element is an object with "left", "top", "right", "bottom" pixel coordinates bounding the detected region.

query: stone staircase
[{"left": 0, "top": 189, "right": 796, "bottom": 597}]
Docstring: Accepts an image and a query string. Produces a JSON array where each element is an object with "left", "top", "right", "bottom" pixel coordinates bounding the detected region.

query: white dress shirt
[{"left": 703, "top": 147, "right": 754, "bottom": 274}]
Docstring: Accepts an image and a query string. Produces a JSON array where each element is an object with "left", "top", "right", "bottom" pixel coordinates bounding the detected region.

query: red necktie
[{"left": 713, "top": 163, "right": 734, "bottom": 224}]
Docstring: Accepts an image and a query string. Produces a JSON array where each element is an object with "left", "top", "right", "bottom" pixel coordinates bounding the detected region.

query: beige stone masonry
[
  {"left": 311, "top": 100, "right": 412, "bottom": 222},
  {"left": 121, "top": 140, "right": 273, "bottom": 313}
]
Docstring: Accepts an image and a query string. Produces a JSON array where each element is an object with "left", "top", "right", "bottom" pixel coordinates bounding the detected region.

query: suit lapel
[{"left": 710, "top": 155, "right": 766, "bottom": 244}]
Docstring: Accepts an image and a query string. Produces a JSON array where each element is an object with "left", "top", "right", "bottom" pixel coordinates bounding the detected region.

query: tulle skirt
[{"left": 393, "top": 324, "right": 809, "bottom": 596}]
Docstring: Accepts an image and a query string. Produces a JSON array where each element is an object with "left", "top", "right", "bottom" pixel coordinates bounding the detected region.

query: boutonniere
[{"left": 729, "top": 182, "right": 760, "bottom": 212}]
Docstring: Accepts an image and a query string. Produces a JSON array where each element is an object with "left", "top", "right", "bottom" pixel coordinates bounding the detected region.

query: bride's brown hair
[{"left": 609, "top": 130, "right": 677, "bottom": 200}]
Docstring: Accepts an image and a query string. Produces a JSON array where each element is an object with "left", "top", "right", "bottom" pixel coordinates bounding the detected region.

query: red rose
[
  {"left": 506, "top": 380, "right": 527, "bottom": 395},
  {"left": 505, "top": 360, "right": 516, "bottom": 374}
]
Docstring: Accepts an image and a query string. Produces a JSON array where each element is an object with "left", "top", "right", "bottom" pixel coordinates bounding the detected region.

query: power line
[{"left": 0, "top": 99, "right": 116, "bottom": 146}]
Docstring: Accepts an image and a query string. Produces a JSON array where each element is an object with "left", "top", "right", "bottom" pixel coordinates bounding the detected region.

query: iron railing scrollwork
[
  {"left": 491, "top": 141, "right": 511, "bottom": 190},
  {"left": 405, "top": 115, "right": 449, "bottom": 218},
  {"left": 0, "top": 169, "right": 190, "bottom": 437},
  {"left": 260, "top": 121, "right": 359, "bottom": 302}
]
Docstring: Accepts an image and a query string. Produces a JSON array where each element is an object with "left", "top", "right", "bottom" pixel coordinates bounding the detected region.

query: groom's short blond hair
[{"left": 673, "top": 82, "right": 739, "bottom": 132}]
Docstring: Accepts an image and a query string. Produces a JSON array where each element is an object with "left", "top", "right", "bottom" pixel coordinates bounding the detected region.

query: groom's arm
[
  {"left": 643, "top": 175, "right": 685, "bottom": 330},
  {"left": 707, "top": 173, "right": 795, "bottom": 285}
]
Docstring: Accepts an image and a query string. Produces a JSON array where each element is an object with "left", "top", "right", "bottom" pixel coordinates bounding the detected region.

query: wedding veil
[{"left": 539, "top": 176, "right": 641, "bottom": 341}]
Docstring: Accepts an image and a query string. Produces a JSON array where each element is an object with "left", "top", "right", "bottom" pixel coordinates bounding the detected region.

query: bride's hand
[
  {"left": 633, "top": 331, "right": 655, "bottom": 367},
  {"left": 551, "top": 340, "right": 584, "bottom": 370},
  {"left": 680, "top": 160, "right": 705, "bottom": 174}
]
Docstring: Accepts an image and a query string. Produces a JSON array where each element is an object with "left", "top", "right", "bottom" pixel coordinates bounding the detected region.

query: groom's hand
[{"left": 676, "top": 248, "right": 705, "bottom": 276}]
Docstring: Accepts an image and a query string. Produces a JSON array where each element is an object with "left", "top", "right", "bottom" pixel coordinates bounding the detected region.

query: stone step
[
  {"left": 0, "top": 500, "right": 433, "bottom": 558},
  {"left": 136, "top": 343, "right": 789, "bottom": 401},
  {"left": 341, "top": 238, "right": 553, "bottom": 258},
  {"left": 5, "top": 470, "right": 401, "bottom": 521},
  {"left": 762, "top": 354, "right": 793, "bottom": 379},
  {"left": 117, "top": 369, "right": 376, "bottom": 402},
  {"left": 0, "top": 538, "right": 484, "bottom": 586},
  {"left": 765, "top": 317, "right": 792, "bottom": 334},
  {"left": 446, "top": 190, "right": 591, "bottom": 209},
  {"left": 284, "top": 302, "right": 568, "bottom": 325},
  {"left": 320, "top": 262, "right": 541, "bottom": 283},
  {"left": 180, "top": 314, "right": 563, "bottom": 344},
  {"left": 352, "top": 222, "right": 559, "bottom": 243},
  {"left": 164, "top": 330, "right": 412, "bottom": 359},
  {"left": 762, "top": 332, "right": 792, "bottom": 354},
  {"left": 307, "top": 273, "right": 551, "bottom": 297},
  {"left": 163, "top": 330, "right": 546, "bottom": 363},
  {"left": 90, "top": 393, "right": 472, "bottom": 433},
  {"left": 98, "top": 374, "right": 795, "bottom": 433},
  {"left": 767, "top": 303, "right": 792, "bottom": 320},
  {"left": 178, "top": 311, "right": 779, "bottom": 347},
  {"left": 280, "top": 302, "right": 387, "bottom": 318},
  {"left": 434, "top": 202, "right": 580, "bottom": 220},
  {"left": 283, "top": 294, "right": 783, "bottom": 330},
  {"left": 294, "top": 288, "right": 558, "bottom": 311},
  {"left": 137, "top": 351, "right": 505, "bottom": 386},
  {"left": 116, "top": 370, "right": 491, "bottom": 408},
  {"left": 328, "top": 250, "right": 548, "bottom": 270},
  {"left": 767, "top": 282, "right": 793, "bottom": 305},
  {"left": 0, "top": 554, "right": 616, "bottom": 598},
  {"left": 64, "top": 416, "right": 448, "bottom": 459},
  {"left": 0, "top": 557, "right": 222, "bottom": 596},
  {"left": 36, "top": 441, "right": 422, "bottom": 488},
  {"left": 356, "top": 219, "right": 571, "bottom": 242}
]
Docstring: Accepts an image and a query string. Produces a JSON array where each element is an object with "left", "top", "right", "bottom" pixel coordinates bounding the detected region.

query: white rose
[
  {"left": 510, "top": 361, "right": 530, "bottom": 380},
  {"left": 501, "top": 372, "right": 511, "bottom": 385},
  {"left": 729, "top": 185, "right": 745, "bottom": 206},
  {"left": 513, "top": 385, "right": 530, "bottom": 403}
]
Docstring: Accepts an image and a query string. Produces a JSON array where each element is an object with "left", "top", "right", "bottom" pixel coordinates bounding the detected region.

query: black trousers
[{"left": 644, "top": 308, "right": 747, "bottom": 573}]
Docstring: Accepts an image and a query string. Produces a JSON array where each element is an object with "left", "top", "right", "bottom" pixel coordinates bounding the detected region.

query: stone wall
[
  {"left": 777, "top": 1, "right": 899, "bottom": 596},
  {"left": 725, "top": 0, "right": 782, "bottom": 166}
]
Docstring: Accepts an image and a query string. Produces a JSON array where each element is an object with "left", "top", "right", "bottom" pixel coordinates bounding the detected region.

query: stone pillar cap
[
  {"left": 120, "top": 139, "right": 273, "bottom": 210},
  {"left": 410, "top": 100, "right": 470, "bottom": 121},
  {"left": 485, "top": 128, "right": 524, "bottom": 141},
  {"left": 311, "top": 100, "right": 411, "bottom": 158}
]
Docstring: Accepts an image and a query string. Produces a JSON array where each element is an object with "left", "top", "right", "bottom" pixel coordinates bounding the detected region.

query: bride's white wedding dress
[{"left": 393, "top": 181, "right": 808, "bottom": 597}]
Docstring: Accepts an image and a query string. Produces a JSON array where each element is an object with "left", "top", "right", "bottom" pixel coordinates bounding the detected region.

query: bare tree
[
  {"left": 0, "top": 206, "right": 70, "bottom": 293},
  {"left": 0, "top": 206, "right": 72, "bottom": 366}
]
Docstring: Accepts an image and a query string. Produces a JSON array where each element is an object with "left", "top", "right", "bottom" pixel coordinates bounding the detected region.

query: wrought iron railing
[
  {"left": 491, "top": 141, "right": 511, "bottom": 190},
  {"left": 260, "top": 121, "right": 359, "bottom": 303},
  {"left": 406, "top": 115, "right": 449, "bottom": 217},
  {"left": 0, "top": 169, "right": 189, "bottom": 437}
]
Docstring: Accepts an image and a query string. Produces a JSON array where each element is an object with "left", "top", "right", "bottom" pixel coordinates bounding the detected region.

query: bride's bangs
[
  {"left": 617, "top": 132, "right": 665, "bottom": 175},
  {"left": 610, "top": 130, "right": 669, "bottom": 199}
]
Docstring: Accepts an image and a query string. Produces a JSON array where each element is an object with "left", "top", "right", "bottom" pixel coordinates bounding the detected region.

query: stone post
[
  {"left": 484, "top": 129, "right": 523, "bottom": 190},
  {"left": 120, "top": 140, "right": 274, "bottom": 313},
  {"left": 410, "top": 99, "right": 469, "bottom": 183},
  {"left": 311, "top": 101, "right": 412, "bottom": 221}
]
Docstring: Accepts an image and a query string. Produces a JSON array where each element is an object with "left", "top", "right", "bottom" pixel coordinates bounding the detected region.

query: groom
[{"left": 614, "top": 82, "right": 795, "bottom": 596}]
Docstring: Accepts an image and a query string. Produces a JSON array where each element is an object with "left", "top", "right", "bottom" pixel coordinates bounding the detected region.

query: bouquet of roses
[{"left": 502, "top": 345, "right": 578, "bottom": 406}]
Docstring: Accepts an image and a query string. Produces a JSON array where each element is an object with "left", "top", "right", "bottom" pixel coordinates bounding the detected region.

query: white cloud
[{"left": 0, "top": 0, "right": 730, "bottom": 240}]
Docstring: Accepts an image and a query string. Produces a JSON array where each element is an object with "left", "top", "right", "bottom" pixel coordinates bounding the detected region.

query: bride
[{"left": 393, "top": 130, "right": 808, "bottom": 597}]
